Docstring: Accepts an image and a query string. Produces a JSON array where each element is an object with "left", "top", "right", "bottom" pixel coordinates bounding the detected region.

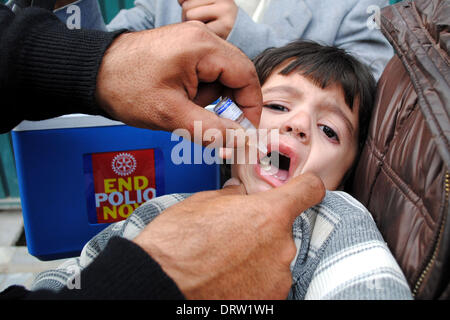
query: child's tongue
[{"left": 260, "top": 163, "right": 289, "bottom": 182}]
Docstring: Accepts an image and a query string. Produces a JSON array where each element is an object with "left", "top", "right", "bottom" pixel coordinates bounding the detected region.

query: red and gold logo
[{"left": 85, "top": 149, "right": 160, "bottom": 224}]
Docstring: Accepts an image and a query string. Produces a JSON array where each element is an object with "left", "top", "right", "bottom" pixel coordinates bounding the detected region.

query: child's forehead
[{"left": 262, "top": 69, "right": 348, "bottom": 103}]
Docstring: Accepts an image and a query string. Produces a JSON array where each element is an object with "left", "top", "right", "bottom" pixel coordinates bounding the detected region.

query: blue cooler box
[{"left": 12, "top": 115, "right": 220, "bottom": 260}]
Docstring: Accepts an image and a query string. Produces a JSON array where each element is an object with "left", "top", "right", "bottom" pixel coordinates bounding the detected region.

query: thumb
[{"left": 258, "top": 172, "right": 325, "bottom": 223}]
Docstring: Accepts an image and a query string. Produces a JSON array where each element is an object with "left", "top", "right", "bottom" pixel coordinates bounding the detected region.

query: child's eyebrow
[{"left": 261, "top": 85, "right": 302, "bottom": 98}]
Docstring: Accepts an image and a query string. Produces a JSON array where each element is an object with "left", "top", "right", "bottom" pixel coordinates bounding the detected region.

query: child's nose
[{"left": 281, "top": 111, "right": 310, "bottom": 143}]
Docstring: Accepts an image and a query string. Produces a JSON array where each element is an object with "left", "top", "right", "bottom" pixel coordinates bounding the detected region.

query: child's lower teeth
[{"left": 274, "top": 170, "right": 289, "bottom": 181}]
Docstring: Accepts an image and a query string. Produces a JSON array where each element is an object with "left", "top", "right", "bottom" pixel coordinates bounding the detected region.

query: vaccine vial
[
  {"left": 213, "top": 97, "right": 256, "bottom": 130},
  {"left": 213, "top": 97, "right": 267, "bottom": 153}
]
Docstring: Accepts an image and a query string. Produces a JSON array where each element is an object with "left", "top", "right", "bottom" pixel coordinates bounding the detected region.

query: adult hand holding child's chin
[{"left": 133, "top": 172, "right": 325, "bottom": 299}]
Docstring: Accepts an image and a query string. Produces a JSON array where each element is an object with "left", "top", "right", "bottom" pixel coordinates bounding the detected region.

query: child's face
[{"left": 233, "top": 66, "right": 360, "bottom": 193}]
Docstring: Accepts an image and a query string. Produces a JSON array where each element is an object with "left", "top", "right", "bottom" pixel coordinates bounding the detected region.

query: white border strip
[{"left": 13, "top": 114, "right": 125, "bottom": 131}]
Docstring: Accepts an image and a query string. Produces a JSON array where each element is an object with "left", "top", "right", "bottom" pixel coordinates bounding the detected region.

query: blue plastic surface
[{"left": 12, "top": 125, "right": 220, "bottom": 260}]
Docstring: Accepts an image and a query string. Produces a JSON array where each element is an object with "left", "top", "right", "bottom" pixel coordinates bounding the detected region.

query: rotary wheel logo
[{"left": 112, "top": 153, "right": 137, "bottom": 176}]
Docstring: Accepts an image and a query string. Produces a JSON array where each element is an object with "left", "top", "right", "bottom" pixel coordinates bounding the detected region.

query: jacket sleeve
[
  {"left": 333, "top": 0, "right": 394, "bottom": 81},
  {"left": 226, "top": 6, "right": 303, "bottom": 60},
  {"left": 0, "top": 4, "right": 124, "bottom": 133},
  {"left": 0, "top": 237, "right": 185, "bottom": 300},
  {"left": 227, "top": 0, "right": 393, "bottom": 80},
  {"left": 106, "top": 0, "right": 157, "bottom": 32}
]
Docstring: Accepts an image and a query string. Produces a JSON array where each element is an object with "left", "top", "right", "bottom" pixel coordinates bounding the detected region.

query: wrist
[{"left": 94, "top": 31, "right": 139, "bottom": 121}]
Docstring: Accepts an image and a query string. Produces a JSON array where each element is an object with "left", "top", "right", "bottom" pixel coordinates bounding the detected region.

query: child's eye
[
  {"left": 263, "top": 104, "right": 288, "bottom": 112},
  {"left": 319, "top": 125, "right": 339, "bottom": 142}
]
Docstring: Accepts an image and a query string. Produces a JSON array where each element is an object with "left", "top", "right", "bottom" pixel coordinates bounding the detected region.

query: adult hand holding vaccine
[{"left": 96, "top": 21, "right": 262, "bottom": 148}]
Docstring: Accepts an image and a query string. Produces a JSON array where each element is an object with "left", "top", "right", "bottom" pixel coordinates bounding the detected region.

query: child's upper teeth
[{"left": 260, "top": 156, "right": 271, "bottom": 170}]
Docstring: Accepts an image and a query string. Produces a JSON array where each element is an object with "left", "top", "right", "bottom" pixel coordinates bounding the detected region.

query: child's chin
[{"left": 243, "top": 181, "right": 273, "bottom": 194}]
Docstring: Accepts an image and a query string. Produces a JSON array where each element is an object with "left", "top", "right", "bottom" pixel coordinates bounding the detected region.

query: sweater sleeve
[
  {"left": 0, "top": 4, "right": 125, "bottom": 133},
  {"left": 0, "top": 237, "right": 185, "bottom": 300}
]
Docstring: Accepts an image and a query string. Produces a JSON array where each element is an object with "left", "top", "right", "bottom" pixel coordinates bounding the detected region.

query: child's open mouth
[
  {"left": 255, "top": 141, "right": 299, "bottom": 187},
  {"left": 260, "top": 151, "right": 290, "bottom": 179}
]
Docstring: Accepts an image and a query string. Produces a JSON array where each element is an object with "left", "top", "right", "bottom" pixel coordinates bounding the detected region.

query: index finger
[
  {"left": 229, "top": 84, "right": 263, "bottom": 129},
  {"left": 196, "top": 44, "right": 263, "bottom": 128}
]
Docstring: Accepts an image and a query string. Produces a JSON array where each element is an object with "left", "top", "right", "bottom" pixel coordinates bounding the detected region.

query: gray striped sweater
[{"left": 32, "top": 191, "right": 413, "bottom": 300}]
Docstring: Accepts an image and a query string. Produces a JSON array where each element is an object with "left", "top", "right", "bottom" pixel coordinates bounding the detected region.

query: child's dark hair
[
  {"left": 252, "top": 40, "right": 376, "bottom": 156},
  {"left": 252, "top": 40, "right": 377, "bottom": 189}
]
